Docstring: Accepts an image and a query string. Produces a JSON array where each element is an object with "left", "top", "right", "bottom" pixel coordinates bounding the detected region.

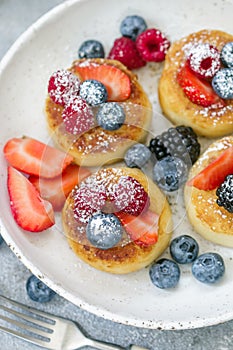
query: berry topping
[
  {"left": 7, "top": 167, "right": 55, "bottom": 232},
  {"left": 136, "top": 28, "right": 170, "bottom": 62},
  {"left": 116, "top": 209, "right": 158, "bottom": 247},
  {"left": 149, "top": 125, "right": 200, "bottom": 165},
  {"left": 75, "top": 62, "right": 131, "bottom": 101},
  {"left": 187, "top": 146, "right": 233, "bottom": 191},
  {"left": 26, "top": 275, "right": 56, "bottom": 303},
  {"left": 96, "top": 102, "right": 125, "bottom": 131},
  {"left": 120, "top": 15, "right": 147, "bottom": 41},
  {"left": 177, "top": 63, "right": 225, "bottom": 107},
  {"left": 149, "top": 258, "right": 180, "bottom": 289},
  {"left": 62, "top": 98, "right": 95, "bottom": 135},
  {"left": 220, "top": 42, "right": 233, "bottom": 68},
  {"left": 187, "top": 43, "right": 221, "bottom": 79},
  {"left": 212, "top": 68, "right": 233, "bottom": 99},
  {"left": 86, "top": 212, "right": 123, "bottom": 249},
  {"left": 192, "top": 252, "right": 225, "bottom": 284},
  {"left": 73, "top": 181, "right": 107, "bottom": 224},
  {"left": 170, "top": 235, "right": 199, "bottom": 264},
  {"left": 108, "top": 37, "right": 146, "bottom": 70},
  {"left": 48, "top": 69, "right": 80, "bottom": 106},
  {"left": 153, "top": 156, "right": 188, "bottom": 192},
  {"left": 78, "top": 39, "right": 105, "bottom": 59},
  {"left": 3, "top": 137, "right": 73, "bottom": 178},
  {"left": 29, "top": 164, "right": 91, "bottom": 211},
  {"left": 112, "top": 176, "right": 150, "bottom": 216},
  {"left": 124, "top": 143, "right": 151, "bottom": 168},
  {"left": 79, "top": 79, "right": 108, "bottom": 106},
  {"left": 216, "top": 174, "right": 233, "bottom": 213}
]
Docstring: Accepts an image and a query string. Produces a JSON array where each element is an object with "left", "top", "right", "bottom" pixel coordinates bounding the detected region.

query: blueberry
[
  {"left": 26, "top": 275, "right": 56, "bottom": 303},
  {"left": 152, "top": 156, "right": 188, "bottom": 191},
  {"left": 192, "top": 252, "right": 225, "bottom": 284},
  {"left": 124, "top": 143, "right": 151, "bottom": 168},
  {"left": 170, "top": 235, "right": 199, "bottom": 264},
  {"left": 120, "top": 15, "right": 147, "bottom": 41},
  {"left": 86, "top": 213, "right": 123, "bottom": 250},
  {"left": 79, "top": 80, "right": 108, "bottom": 106},
  {"left": 220, "top": 42, "right": 233, "bottom": 67},
  {"left": 149, "top": 258, "right": 180, "bottom": 289},
  {"left": 96, "top": 102, "right": 125, "bottom": 130},
  {"left": 78, "top": 40, "right": 105, "bottom": 59},
  {"left": 212, "top": 68, "right": 233, "bottom": 99}
]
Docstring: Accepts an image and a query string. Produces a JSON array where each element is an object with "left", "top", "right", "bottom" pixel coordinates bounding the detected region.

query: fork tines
[{"left": 0, "top": 294, "right": 55, "bottom": 347}]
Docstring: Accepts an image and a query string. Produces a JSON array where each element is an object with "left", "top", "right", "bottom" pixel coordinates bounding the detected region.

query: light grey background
[{"left": 0, "top": 1, "right": 233, "bottom": 349}]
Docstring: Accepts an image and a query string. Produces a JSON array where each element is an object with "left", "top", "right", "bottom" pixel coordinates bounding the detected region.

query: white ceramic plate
[{"left": 0, "top": 0, "right": 233, "bottom": 330}]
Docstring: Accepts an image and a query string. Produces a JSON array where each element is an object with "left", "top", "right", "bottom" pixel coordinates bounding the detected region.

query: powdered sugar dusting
[
  {"left": 65, "top": 168, "right": 150, "bottom": 247},
  {"left": 195, "top": 103, "right": 233, "bottom": 119},
  {"left": 67, "top": 168, "right": 151, "bottom": 246},
  {"left": 74, "top": 129, "right": 123, "bottom": 154},
  {"left": 48, "top": 69, "right": 80, "bottom": 106},
  {"left": 62, "top": 97, "right": 95, "bottom": 135},
  {"left": 188, "top": 43, "right": 220, "bottom": 79}
]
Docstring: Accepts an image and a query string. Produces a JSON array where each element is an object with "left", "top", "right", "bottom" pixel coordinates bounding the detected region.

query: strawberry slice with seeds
[
  {"left": 74, "top": 62, "right": 131, "bottom": 101},
  {"left": 29, "top": 164, "right": 91, "bottom": 211},
  {"left": 3, "top": 137, "right": 73, "bottom": 178},
  {"left": 7, "top": 167, "right": 55, "bottom": 232},
  {"left": 187, "top": 146, "right": 233, "bottom": 190},
  {"left": 116, "top": 210, "right": 159, "bottom": 247},
  {"left": 177, "top": 63, "right": 225, "bottom": 108}
]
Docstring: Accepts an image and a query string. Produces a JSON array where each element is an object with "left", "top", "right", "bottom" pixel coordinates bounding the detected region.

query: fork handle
[{"left": 84, "top": 338, "right": 149, "bottom": 350}]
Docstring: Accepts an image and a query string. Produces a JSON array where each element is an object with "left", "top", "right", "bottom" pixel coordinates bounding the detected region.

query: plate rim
[{"left": 1, "top": 0, "right": 233, "bottom": 330}]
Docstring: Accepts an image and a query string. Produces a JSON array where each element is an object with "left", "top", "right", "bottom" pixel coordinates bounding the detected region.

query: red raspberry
[
  {"left": 111, "top": 176, "right": 150, "bottom": 216},
  {"left": 108, "top": 37, "right": 146, "bottom": 70},
  {"left": 187, "top": 43, "right": 221, "bottom": 80},
  {"left": 62, "top": 98, "right": 95, "bottom": 135},
  {"left": 73, "top": 181, "right": 107, "bottom": 224},
  {"left": 48, "top": 70, "right": 80, "bottom": 106},
  {"left": 136, "top": 28, "right": 170, "bottom": 62}
]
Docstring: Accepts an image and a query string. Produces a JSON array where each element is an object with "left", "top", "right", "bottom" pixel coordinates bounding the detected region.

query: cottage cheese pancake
[
  {"left": 184, "top": 136, "right": 233, "bottom": 247},
  {"left": 62, "top": 167, "right": 172, "bottom": 274},
  {"left": 45, "top": 59, "right": 152, "bottom": 167},
  {"left": 159, "top": 30, "right": 233, "bottom": 137}
]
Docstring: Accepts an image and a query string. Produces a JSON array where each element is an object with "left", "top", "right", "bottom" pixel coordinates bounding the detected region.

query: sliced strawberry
[
  {"left": 74, "top": 62, "right": 131, "bottom": 101},
  {"left": 7, "top": 167, "right": 55, "bottom": 232},
  {"left": 187, "top": 146, "right": 233, "bottom": 190},
  {"left": 3, "top": 137, "right": 73, "bottom": 178},
  {"left": 116, "top": 210, "right": 159, "bottom": 247},
  {"left": 177, "top": 63, "right": 225, "bottom": 108},
  {"left": 29, "top": 164, "right": 91, "bottom": 211}
]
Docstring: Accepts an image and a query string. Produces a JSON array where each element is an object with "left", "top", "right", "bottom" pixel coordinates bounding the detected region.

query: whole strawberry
[{"left": 108, "top": 37, "right": 146, "bottom": 70}]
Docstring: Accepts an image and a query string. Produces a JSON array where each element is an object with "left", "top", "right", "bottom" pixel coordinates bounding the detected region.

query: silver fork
[{"left": 0, "top": 295, "right": 148, "bottom": 350}]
